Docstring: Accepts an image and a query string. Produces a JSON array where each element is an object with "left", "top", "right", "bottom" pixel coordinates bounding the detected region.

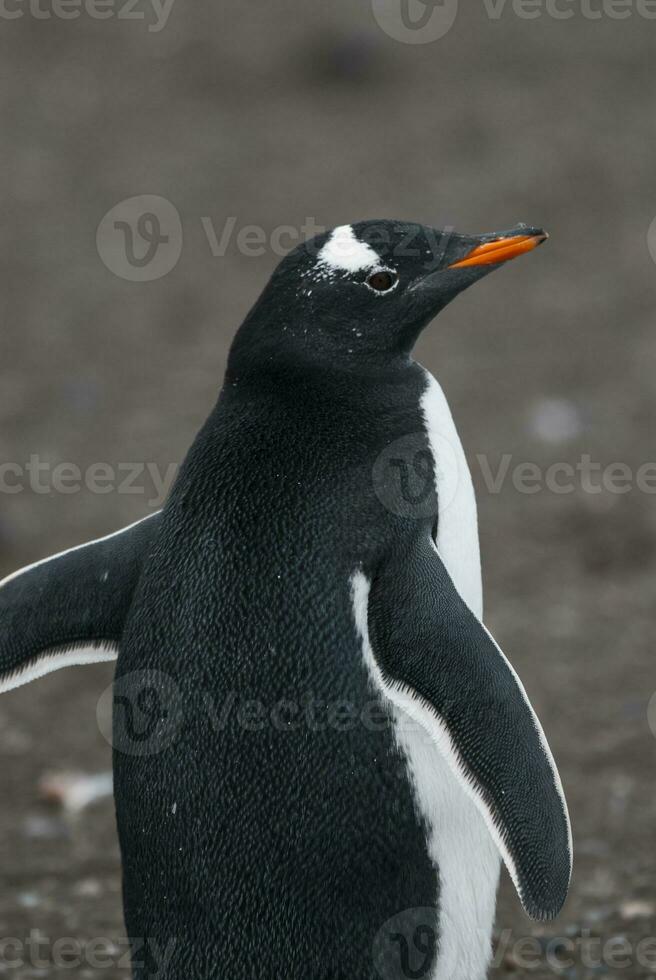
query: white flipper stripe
[{"left": 0, "top": 643, "right": 118, "bottom": 695}]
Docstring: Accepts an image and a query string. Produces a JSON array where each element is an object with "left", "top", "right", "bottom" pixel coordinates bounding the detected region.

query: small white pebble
[
  {"left": 528, "top": 397, "right": 583, "bottom": 444},
  {"left": 619, "top": 899, "right": 655, "bottom": 920},
  {"left": 39, "top": 771, "right": 113, "bottom": 813},
  {"left": 17, "top": 892, "right": 39, "bottom": 909},
  {"left": 74, "top": 878, "right": 102, "bottom": 898}
]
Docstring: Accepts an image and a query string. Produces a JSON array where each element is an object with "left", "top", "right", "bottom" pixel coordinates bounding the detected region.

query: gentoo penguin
[{"left": 0, "top": 220, "right": 571, "bottom": 980}]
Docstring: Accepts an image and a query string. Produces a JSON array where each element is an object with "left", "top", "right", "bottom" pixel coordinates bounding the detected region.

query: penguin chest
[{"left": 420, "top": 368, "right": 482, "bottom": 619}]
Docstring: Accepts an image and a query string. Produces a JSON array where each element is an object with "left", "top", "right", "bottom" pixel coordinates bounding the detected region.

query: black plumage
[{"left": 0, "top": 220, "right": 569, "bottom": 980}]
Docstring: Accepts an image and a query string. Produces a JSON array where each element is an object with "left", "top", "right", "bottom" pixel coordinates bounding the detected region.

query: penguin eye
[{"left": 366, "top": 270, "right": 398, "bottom": 294}]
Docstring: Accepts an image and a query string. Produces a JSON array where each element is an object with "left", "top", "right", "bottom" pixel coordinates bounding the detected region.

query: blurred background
[{"left": 1, "top": 2, "right": 655, "bottom": 977}]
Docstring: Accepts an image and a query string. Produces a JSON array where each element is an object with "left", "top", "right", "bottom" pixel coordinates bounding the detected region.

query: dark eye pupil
[{"left": 367, "top": 271, "right": 396, "bottom": 292}]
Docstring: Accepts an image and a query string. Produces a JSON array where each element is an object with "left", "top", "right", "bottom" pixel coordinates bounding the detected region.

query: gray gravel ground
[{"left": 1, "top": 2, "right": 656, "bottom": 977}]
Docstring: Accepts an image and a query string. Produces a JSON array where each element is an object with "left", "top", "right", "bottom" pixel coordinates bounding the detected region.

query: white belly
[{"left": 391, "top": 368, "right": 499, "bottom": 980}]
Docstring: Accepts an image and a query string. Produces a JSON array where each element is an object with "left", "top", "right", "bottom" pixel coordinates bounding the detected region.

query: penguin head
[{"left": 230, "top": 219, "right": 547, "bottom": 373}]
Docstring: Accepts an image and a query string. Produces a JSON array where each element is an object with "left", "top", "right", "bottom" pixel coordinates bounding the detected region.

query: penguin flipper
[
  {"left": 0, "top": 512, "right": 160, "bottom": 694},
  {"left": 352, "top": 534, "right": 572, "bottom": 922}
]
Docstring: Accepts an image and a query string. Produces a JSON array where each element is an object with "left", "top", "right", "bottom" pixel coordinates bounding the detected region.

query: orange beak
[{"left": 448, "top": 231, "right": 548, "bottom": 270}]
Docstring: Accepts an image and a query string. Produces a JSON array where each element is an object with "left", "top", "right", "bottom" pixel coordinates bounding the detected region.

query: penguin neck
[
  {"left": 225, "top": 346, "right": 418, "bottom": 395},
  {"left": 226, "top": 299, "right": 426, "bottom": 385},
  {"left": 226, "top": 328, "right": 415, "bottom": 389}
]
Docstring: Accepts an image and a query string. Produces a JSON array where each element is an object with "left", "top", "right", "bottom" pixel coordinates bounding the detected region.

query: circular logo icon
[
  {"left": 647, "top": 691, "right": 656, "bottom": 740},
  {"left": 647, "top": 215, "right": 656, "bottom": 267},
  {"left": 372, "top": 431, "right": 459, "bottom": 520},
  {"left": 97, "top": 669, "right": 184, "bottom": 756},
  {"left": 96, "top": 195, "right": 183, "bottom": 282},
  {"left": 373, "top": 907, "right": 437, "bottom": 979},
  {"left": 371, "top": 0, "right": 458, "bottom": 44}
]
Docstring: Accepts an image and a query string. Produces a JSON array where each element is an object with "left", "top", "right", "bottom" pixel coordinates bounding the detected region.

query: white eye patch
[{"left": 317, "top": 225, "right": 380, "bottom": 274}]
